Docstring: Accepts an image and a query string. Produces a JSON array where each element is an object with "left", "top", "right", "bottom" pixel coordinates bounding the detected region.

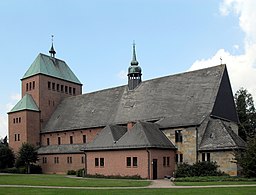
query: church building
[{"left": 8, "top": 43, "right": 246, "bottom": 179}]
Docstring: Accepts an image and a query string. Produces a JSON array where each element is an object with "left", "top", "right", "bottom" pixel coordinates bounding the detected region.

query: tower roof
[
  {"left": 49, "top": 43, "right": 56, "bottom": 57},
  {"left": 21, "top": 53, "right": 81, "bottom": 84},
  {"left": 9, "top": 93, "right": 39, "bottom": 113},
  {"left": 128, "top": 42, "right": 142, "bottom": 75}
]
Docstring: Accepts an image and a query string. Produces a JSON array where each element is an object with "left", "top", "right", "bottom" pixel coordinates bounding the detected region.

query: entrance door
[{"left": 153, "top": 159, "right": 158, "bottom": 180}]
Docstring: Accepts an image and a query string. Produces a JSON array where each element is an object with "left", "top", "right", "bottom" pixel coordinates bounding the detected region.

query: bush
[
  {"left": 30, "top": 164, "right": 42, "bottom": 174},
  {"left": 76, "top": 169, "right": 85, "bottom": 177},
  {"left": 0, "top": 167, "right": 26, "bottom": 174},
  {"left": 175, "top": 161, "right": 227, "bottom": 178},
  {"left": 84, "top": 173, "right": 143, "bottom": 180},
  {"left": 67, "top": 170, "right": 76, "bottom": 175}
]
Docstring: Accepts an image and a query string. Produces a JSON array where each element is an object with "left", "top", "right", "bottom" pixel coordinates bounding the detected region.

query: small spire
[
  {"left": 49, "top": 35, "right": 56, "bottom": 58},
  {"left": 131, "top": 41, "right": 139, "bottom": 66}
]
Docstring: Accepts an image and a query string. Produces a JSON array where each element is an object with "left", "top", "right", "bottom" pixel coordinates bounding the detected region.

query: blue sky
[{"left": 1, "top": 0, "right": 256, "bottom": 138}]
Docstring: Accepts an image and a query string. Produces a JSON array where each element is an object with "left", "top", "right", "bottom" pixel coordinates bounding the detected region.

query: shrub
[
  {"left": 76, "top": 169, "right": 85, "bottom": 177},
  {"left": 30, "top": 164, "right": 42, "bottom": 174},
  {"left": 67, "top": 170, "right": 76, "bottom": 175},
  {"left": 84, "top": 173, "right": 143, "bottom": 180},
  {"left": 175, "top": 161, "right": 227, "bottom": 178}
]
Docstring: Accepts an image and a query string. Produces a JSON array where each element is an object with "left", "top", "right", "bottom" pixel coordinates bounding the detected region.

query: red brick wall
[
  {"left": 8, "top": 110, "right": 40, "bottom": 154},
  {"left": 39, "top": 153, "right": 85, "bottom": 174},
  {"left": 86, "top": 149, "right": 175, "bottom": 179},
  {"left": 41, "top": 128, "right": 102, "bottom": 146},
  {"left": 22, "top": 75, "right": 82, "bottom": 128}
]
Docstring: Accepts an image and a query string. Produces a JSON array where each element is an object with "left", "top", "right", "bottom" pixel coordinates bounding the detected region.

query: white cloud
[
  {"left": 117, "top": 70, "right": 127, "bottom": 80},
  {"left": 0, "top": 93, "right": 20, "bottom": 139},
  {"left": 190, "top": 0, "right": 256, "bottom": 101}
]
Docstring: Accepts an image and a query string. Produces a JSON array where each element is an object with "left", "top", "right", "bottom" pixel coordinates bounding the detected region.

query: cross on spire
[{"left": 49, "top": 35, "right": 56, "bottom": 58}]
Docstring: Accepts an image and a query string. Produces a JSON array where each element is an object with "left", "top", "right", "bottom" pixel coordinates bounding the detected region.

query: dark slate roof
[
  {"left": 43, "top": 65, "right": 226, "bottom": 133},
  {"left": 82, "top": 121, "right": 176, "bottom": 151},
  {"left": 199, "top": 118, "right": 246, "bottom": 151},
  {"left": 9, "top": 93, "right": 39, "bottom": 113},
  {"left": 22, "top": 53, "right": 81, "bottom": 84},
  {"left": 37, "top": 144, "right": 84, "bottom": 154}
]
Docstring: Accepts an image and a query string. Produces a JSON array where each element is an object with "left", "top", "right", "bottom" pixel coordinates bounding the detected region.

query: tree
[
  {"left": 234, "top": 88, "right": 256, "bottom": 141},
  {"left": 236, "top": 137, "right": 256, "bottom": 177},
  {"left": 0, "top": 144, "right": 15, "bottom": 169},
  {"left": 16, "top": 143, "right": 38, "bottom": 174}
]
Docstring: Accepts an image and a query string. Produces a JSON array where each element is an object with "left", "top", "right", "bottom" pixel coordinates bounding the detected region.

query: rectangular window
[
  {"left": 61, "top": 85, "right": 64, "bottom": 92},
  {"left": 43, "top": 157, "right": 47, "bottom": 164},
  {"left": 16, "top": 118, "right": 18, "bottom": 123},
  {"left": 83, "top": 135, "right": 87, "bottom": 143},
  {"left": 202, "top": 153, "right": 205, "bottom": 161},
  {"left": 69, "top": 87, "right": 72, "bottom": 94},
  {"left": 133, "top": 157, "right": 138, "bottom": 167},
  {"left": 26, "top": 83, "right": 29, "bottom": 91},
  {"left": 180, "top": 154, "right": 183, "bottom": 163},
  {"left": 19, "top": 117, "right": 21, "bottom": 123},
  {"left": 47, "top": 138, "right": 50, "bottom": 145},
  {"left": 73, "top": 88, "right": 76, "bottom": 95},
  {"left": 15, "top": 134, "right": 17, "bottom": 141},
  {"left": 52, "top": 83, "right": 55, "bottom": 90},
  {"left": 29, "top": 82, "right": 32, "bottom": 90},
  {"left": 81, "top": 156, "right": 84, "bottom": 164},
  {"left": 48, "top": 81, "right": 51, "bottom": 89},
  {"left": 65, "top": 86, "right": 68, "bottom": 93},
  {"left": 57, "top": 84, "right": 60, "bottom": 91},
  {"left": 33, "top": 81, "right": 35, "bottom": 89},
  {"left": 127, "top": 157, "right": 131, "bottom": 167},
  {"left": 67, "top": 157, "right": 72, "bottom": 164},
  {"left": 175, "top": 130, "right": 183, "bottom": 142},
  {"left": 175, "top": 154, "right": 178, "bottom": 163},
  {"left": 70, "top": 136, "right": 73, "bottom": 144},
  {"left": 58, "top": 137, "right": 61, "bottom": 145},
  {"left": 100, "top": 158, "right": 104, "bottom": 167},
  {"left": 163, "top": 157, "right": 166, "bottom": 166},
  {"left": 54, "top": 157, "right": 59, "bottom": 164},
  {"left": 95, "top": 158, "right": 99, "bottom": 167},
  {"left": 13, "top": 118, "right": 15, "bottom": 124},
  {"left": 207, "top": 153, "right": 210, "bottom": 162},
  {"left": 167, "top": 157, "right": 170, "bottom": 166}
]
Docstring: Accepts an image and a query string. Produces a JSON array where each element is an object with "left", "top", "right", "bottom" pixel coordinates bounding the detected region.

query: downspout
[
  {"left": 196, "top": 126, "right": 199, "bottom": 162},
  {"left": 146, "top": 148, "right": 150, "bottom": 179},
  {"left": 84, "top": 152, "right": 87, "bottom": 176}
]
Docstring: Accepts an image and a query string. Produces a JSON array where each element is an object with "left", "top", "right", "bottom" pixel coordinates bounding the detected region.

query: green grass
[
  {"left": 0, "top": 187, "right": 256, "bottom": 195},
  {"left": 175, "top": 181, "right": 256, "bottom": 186},
  {"left": 0, "top": 174, "right": 150, "bottom": 187}
]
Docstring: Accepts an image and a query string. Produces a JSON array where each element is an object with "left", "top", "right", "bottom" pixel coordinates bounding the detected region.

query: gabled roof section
[
  {"left": 9, "top": 93, "right": 39, "bottom": 113},
  {"left": 43, "top": 65, "right": 226, "bottom": 133},
  {"left": 83, "top": 122, "right": 176, "bottom": 151},
  {"left": 199, "top": 118, "right": 246, "bottom": 151},
  {"left": 22, "top": 53, "right": 81, "bottom": 84}
]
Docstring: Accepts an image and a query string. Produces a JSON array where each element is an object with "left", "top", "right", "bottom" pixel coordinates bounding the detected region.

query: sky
[{"left": 0, "top": 0, "right": 256, "bottom": 139}]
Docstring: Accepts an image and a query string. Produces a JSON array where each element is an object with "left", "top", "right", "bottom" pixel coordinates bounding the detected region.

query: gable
[{"left": 211, "top": 66, "right": 239, "bottom": 123}]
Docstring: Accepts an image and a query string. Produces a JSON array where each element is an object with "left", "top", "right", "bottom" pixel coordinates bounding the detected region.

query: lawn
[
  {"left": 0, "top": 187, "right": 256, "bottom": 195},
  {"left": 175, "top": 181, "right": 256, "bottom": 186},
  {"left": 0, "top": 174, "right": 150, "bottom": 187}
]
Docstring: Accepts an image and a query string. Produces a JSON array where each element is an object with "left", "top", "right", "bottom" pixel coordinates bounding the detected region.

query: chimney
[{"left": 127, "top": 121, "right": 135, "bottom": 131}]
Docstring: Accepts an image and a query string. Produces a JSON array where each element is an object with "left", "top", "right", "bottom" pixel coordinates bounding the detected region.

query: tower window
[
  {"left": 17, "top": 134, "right": 20, "bottom": 141},
  {"left": 61, "top": 85, "right": 64, "bottom": 92},
  {"left": 33, "top": 81, "right": 35, "bottom": 89},
  {"left": 19, "top": 117, "right": 21, "bottom": 123},
  {"left": 69, "top": 87, "right": 72, "bottom": 94},
  {"left": 29, "top": 82, "right": 32, "bottom": 90},
  {"left": 48, "top": 82, "right": 51, "bottom": 89},
  {"left": 58, "top": 137, "right": 61, "bottom": 145},
  {"left": 175, "top": 130, "right": 183, "bottom": 142},
  {"left": 176, "top": 153, "right": 183, "bottom": 163},
  {"left": 202, "top": 153, "right": 211, "bottom": 162},
  {"left": 16, "top": 118, "right": 18, "bottom": 123},
  {"left": 57, "top": 84, "right": 60, "bottom": 91},
  {"left": 70, "top": 136, "right": 73, "bottom": 144},
  {"left": 73, "top": 88, "right": 76, "bottom": 95},
  {"left": 26, "top": 83, "right": 29, "bottom": 91},
  {"left": 83, "top": 135, "right": 87, "bottom": 143},
  {"left": 52, "top": 83, "right": 55, "bottom": 90},
  {"left": 13, "top": 118, "right": 15, "bottom": 124},
  {"left": 65, "top": 86, "right": 68, "bottom": 93},
  {"left": 47, "top": 138, "right": 50, "bottom": 145}
]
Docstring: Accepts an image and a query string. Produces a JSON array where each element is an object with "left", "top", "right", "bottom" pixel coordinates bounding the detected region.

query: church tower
[
  {"left": 128, "top": 42, "right": 142, "bottom": 90},
  {"left": 8, "top": 41, "right": 82, "bottom": 153}
]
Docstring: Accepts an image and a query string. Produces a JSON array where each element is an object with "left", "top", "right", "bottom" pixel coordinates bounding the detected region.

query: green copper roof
[
  {"left": 9, "top": 94, "right": 39, "bottom": 113},
  {"left": 22, "top": 53, "right": 81, "bottom": 84}
]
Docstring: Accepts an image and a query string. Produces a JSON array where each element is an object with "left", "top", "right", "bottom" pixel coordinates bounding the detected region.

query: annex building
[{"left": 8, "top": 43, "right": 246, "bottom": 179}]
